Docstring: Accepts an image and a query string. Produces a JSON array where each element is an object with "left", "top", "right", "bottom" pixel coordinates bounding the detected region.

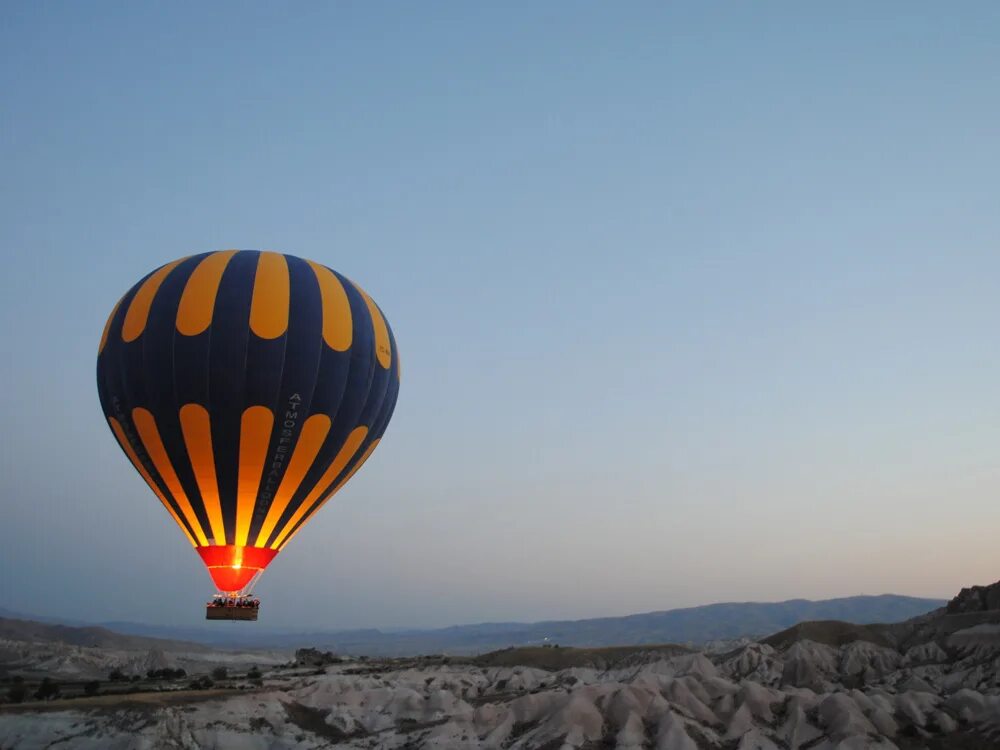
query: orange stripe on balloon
[
  {"left": 253, "top": 414, "right": 331, "bottom": 548},
  {"left": 179, "top": 404, "right": 227, "bottom": 545},
  {"left": 108, "top": 417, "right": 197, "bottom": 548},
  {"left": 121, "top": 258, "right": 187, "bottom": 342},
  {"left": 269, "top": 426, "right": 368, "bottom": 550},
  {"left": 132, "top": 408, "right": 210, "bottom": 546},
  {"left": 307, "top": 261, "right": 352, "bottom": 351},
  {"left": 249, "top": 252, "right": 289, "bottom": 339},
  {"left": 278, "top": 438, "right": 380, "bottom": 551},
  {"left": 350, "top": 280, "right": 391, "bottom": 369},
  {"left": 176, "top": 250, "right": 237, "bottom": 336},
  {"left": 236, "top": 406, "right": 274, "bottom": 546},
  {"left": 99, "top": 296, "right": 123, "bottom": 354}
]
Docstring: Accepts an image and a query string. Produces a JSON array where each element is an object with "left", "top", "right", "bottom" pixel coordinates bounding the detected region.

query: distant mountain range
[{"left": 2, "top": 594, "right": 944, "bottom": 656}]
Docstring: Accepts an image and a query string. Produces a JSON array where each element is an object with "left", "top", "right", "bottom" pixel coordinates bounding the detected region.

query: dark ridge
[
  {"left": 475, "top": 643, "right": 692, "bottom": 671},
  {"left": 946, "top": 580, "right": 1000, "bottom": 614},
  {"left": 763, "top": 620, "right": 894, "bottom": 649}
]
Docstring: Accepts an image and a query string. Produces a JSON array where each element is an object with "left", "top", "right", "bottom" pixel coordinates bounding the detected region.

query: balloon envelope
[{"left": 96, "top": 250, "right": 400, "bottom": 593}]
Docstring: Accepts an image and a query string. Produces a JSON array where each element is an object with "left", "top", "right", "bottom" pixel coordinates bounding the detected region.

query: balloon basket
[
  {"left": 206, "top": 606, "right": 258, "bottom": 621},
  {"left": 206, "top": 595, "right": 260, "bottom": 621}
]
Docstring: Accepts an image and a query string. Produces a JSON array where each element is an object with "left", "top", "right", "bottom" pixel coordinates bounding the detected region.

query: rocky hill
[
  {"left": 0, "top": 617, "right": 212, "bottom": 652},
  {"left": 0, "top": 581, "right": 996, "bottom": 748},
  {"left": 0, "top": 617, "right": 287, "bottom": 680}
]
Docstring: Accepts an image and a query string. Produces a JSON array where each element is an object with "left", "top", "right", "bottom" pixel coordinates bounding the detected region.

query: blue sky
[{"left": 1, "top": 2, "right": 999, "bottom": 630}]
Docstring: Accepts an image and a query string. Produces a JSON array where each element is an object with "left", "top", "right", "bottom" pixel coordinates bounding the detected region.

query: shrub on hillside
[
  {"left": 145, "top": 667, "right": 188, "bottom": 680},
  {"left": 34, "top": 678, "right": 60, "bottom": 701}
]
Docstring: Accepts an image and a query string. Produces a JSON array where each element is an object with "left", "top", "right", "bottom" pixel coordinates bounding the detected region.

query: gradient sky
[{"left": 2, "top": 2, "right": 999, "bottom": 631}]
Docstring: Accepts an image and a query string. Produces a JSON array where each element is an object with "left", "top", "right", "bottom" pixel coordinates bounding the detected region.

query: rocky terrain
[{"left": 0, "top": 583, "right": 997, "bottom": 749}]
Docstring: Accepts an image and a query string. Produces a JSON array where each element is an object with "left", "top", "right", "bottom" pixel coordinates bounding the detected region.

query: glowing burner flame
[{"left": 197, "top": 545, "right": 277, "bottom": 594}]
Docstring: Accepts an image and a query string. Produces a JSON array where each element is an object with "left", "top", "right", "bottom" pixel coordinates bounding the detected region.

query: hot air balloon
[{"left": 96, "top": 251, "right": 400, "bottom": 620}]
